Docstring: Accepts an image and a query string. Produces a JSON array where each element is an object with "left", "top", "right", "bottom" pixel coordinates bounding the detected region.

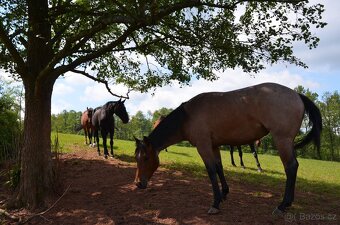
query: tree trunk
[{"left": 16, "top": 76, "right": 55, "bottom": 209}]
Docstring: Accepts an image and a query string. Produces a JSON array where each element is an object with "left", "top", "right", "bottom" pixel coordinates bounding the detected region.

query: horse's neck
[{"left": 150, "top": 129, "right": 184, "bottom": 152}]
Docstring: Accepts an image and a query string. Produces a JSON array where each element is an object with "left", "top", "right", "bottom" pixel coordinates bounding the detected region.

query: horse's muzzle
[{"left": 136, "top": 179, "right": 148, "bottom": 189}]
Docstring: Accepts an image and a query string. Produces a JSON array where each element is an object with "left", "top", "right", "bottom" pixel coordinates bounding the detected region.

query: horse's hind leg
[
  {"left": 109, "top": 129, "right": 114, "bottom": 157},
  {"left": 230, "top": 146, "right": 236, "bottom": 167},
  {"left": 84, "top": 129, "right": 88, "bottom": 145},
  {"left": 237, "top": 146, "right": 245, "bottom": 169},
  {"left": 272, "top": 137, "right": 299, "bottom": 215},
  {"left": 250, "top": 143, "right": 263, "bottom": 172},
  {"left": 213, "top": 147, "right": 229, "bottom": 201},
  {"left": 101, "top": 130, "right": 109, "bottom": 158}
]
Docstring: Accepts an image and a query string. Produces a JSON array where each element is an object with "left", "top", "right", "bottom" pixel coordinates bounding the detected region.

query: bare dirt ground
[{"left": 1, "top": 147, "right": 339, "bottom": 225}]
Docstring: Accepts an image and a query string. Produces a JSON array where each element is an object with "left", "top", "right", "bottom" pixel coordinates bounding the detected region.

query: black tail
[
  {"left": 294, "top": 94, "right": 322, "bottom": 158},
  {"left": 74, "top": 124, "right": 83, "bottom": 132}
]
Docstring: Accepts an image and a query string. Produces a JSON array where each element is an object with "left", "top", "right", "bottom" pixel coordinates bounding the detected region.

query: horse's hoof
[
  {"left": 258, "top": 168, "right": 263, "bottom": 173},
  {"left": 208, "top": 207, "right": 220, "bottom": 215},
  {"left": 110, "top": 155, "right": 115, "bottom": 159},
  {"left": 272, "top": 207, "right": 285, "bottom": 217},
  {"left": 104, "top": 155, "right": 108, "bottom": 159},
  {"left": 241, "top": 166, "right": 246, "bottom": 169}
]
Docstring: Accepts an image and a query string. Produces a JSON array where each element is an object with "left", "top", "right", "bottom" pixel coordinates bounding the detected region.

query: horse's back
[{"left": 183, "top": 83, "right": 304, "bottom": 146}]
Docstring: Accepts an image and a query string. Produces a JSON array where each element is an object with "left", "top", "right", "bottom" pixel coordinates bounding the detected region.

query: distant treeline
[{"left": 51, "top": 86, "right": 340, "bottom": 161}]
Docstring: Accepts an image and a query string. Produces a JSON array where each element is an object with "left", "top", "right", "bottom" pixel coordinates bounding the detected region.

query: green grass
[{"left": 53, "top": 133, "right": 340, "bottom": 197}]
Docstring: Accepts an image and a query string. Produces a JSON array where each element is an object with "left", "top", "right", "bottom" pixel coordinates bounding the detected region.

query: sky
[{"left": 2, "top": 0, "right": 340, "bottom": 116}]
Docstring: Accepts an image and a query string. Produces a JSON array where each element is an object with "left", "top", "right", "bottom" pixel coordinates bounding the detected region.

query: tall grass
[
  {"left": 54, "top": 133, "right": 340, "bottom": 197},
  {"left": 0, "top": 132, "right": 22, "bottom": 190}
]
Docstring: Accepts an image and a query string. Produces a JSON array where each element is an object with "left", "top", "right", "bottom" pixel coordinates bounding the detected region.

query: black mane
[
  {"left": 149, "top": 103, "right": 187, "bottom": 151},
  {"left": 102, "top": 101, "right": 116, "bottom": 110}
]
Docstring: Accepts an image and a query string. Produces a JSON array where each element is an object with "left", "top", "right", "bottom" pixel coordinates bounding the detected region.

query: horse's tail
[
  {"left": 294, "top": 94, "right": 322, "bottom": 158},
  {"left": 74, "top": 124, "right": 83, "bottom": 132}
]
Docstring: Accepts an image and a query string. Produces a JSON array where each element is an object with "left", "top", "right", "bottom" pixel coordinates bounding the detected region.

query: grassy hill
[{"left": 53, "top": 132, "right": 340, "bottom": 197}]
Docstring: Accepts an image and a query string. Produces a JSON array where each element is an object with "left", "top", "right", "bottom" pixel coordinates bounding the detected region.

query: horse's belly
[{"left": 210, "top": 122, "right": 268, "bottom": 146}]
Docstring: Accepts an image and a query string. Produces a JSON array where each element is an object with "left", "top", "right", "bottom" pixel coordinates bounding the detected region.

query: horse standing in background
[
  {"left": 92, "top": 100, "right": 129, "bottom": 158},
  {"left": 134, "top": 83, "right": 322, "bottom": 215},
  {"left": 230, "top": 139, "right": 263, "bottom": 172},
  {"left": 81, "top": 107, "right": 94, "bottom": 145},
  {"left": 153, "top": 115, "right": 166, "bottom": 129}
]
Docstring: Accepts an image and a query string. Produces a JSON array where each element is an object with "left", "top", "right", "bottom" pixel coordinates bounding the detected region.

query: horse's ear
[
  {"left": 87, "top": 107, "right": 89, "bottom": 110},
  {"left": 122, "top": 99, "right": 126, "bottom": 103}
]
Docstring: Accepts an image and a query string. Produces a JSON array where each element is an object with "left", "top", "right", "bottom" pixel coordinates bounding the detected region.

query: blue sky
[{"left": 2, "top": 0, "right": 340, "bottom": 116}]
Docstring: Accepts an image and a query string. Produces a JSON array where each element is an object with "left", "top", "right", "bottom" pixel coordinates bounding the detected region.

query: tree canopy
[{"left": 1, "top": 0, "right": 326, "bottom": 92}]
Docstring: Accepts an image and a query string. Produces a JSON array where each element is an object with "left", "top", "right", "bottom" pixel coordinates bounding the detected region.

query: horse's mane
[
  {"left": 149, "top": 103, "right": 187, "bottom": 151},
  {"left": 102, "top": 101, "right": 116, "bottom": 110}
]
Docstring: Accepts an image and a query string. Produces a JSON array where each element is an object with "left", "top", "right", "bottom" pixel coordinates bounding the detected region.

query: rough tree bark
[
  {"left": 14, "top": 0, "right": 56, "bottom": 209},
  {"left": 16, "top": 76, "right": 56, "bottom": 209}
]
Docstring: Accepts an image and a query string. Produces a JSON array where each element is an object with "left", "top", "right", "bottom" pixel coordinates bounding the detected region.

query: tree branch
[
  {"left": 0, "top": 23, "right": 26, "bottom": 75},
  {"left": 19, "top": 184, "right": 72, "bottom": 225},
  {"left": 53, "top": 25, "right": 137, "bottom": 76},
  {"left": 71, "top": 69, "right": 130, "bottom": 99}
]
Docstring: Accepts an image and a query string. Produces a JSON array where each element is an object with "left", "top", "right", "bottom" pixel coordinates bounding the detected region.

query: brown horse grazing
[
  {"left": 134, "top": 83, "right": 322, "bottom": 215},
  {"left": 81, "top": 107, "right": 94, "bottom": 145},
  {"left": 230, "top": 139, "right": 263, "bottom": 172}
]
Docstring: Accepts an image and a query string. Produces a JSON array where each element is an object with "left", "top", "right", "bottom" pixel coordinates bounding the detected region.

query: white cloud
[
  {"left": 62, "top": 72, "right": 93, "bottom": 86},
  {"left": 51, "top": 100, "right": 72, "bottom": 114},
  {"left": 123, "top": 68, "right": 320, "bottom": 115},
  {"left": 293, "top": 0, "right": 340, "bottom": 72},
  {"left": 53, "top": 82, "right": 74, "bottom": 96},
  {"left": 80, "top": 83, "right": 130, "bottom": 104}
]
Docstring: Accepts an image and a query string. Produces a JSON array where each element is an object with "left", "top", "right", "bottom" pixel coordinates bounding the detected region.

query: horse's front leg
[
  {"left": 204, "top": 161, "right": 222, "bottom": 214},
  {"left": 197, "top": 144, "right": 222, "bottom": 214},
  {"left": 84, "top": 129, "right": 88, "bottom": 145},
  {"left": 94, "top": 129, "right": 100, "bottom": 155},
  {"left": 88, "top": 128, "right": 93, "bottom": 145}
]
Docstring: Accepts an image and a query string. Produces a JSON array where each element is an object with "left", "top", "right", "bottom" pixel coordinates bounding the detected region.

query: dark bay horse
[
  {"left": 81, "top": 107, "right": 94, "bottom": 145},
  {"left": 134, "top": 83, "right": 322, "bottom": 215},
  {"left": 92, "top": 100, "right": 129, "bottom": 158},
  {"left": 230, "top": 139, "right": 263, "bottom": 172}
]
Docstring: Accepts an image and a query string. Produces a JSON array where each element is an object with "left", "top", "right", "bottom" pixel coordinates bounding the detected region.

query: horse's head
[
  {"left": 86, "top": 107, "right": 93, "bottom": 123},
  {"left": 113, "top": 99, "right": 129, "bottom": 124},
  {"left": 134, "top": 136, "right": 159, "bottom": 189}
]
